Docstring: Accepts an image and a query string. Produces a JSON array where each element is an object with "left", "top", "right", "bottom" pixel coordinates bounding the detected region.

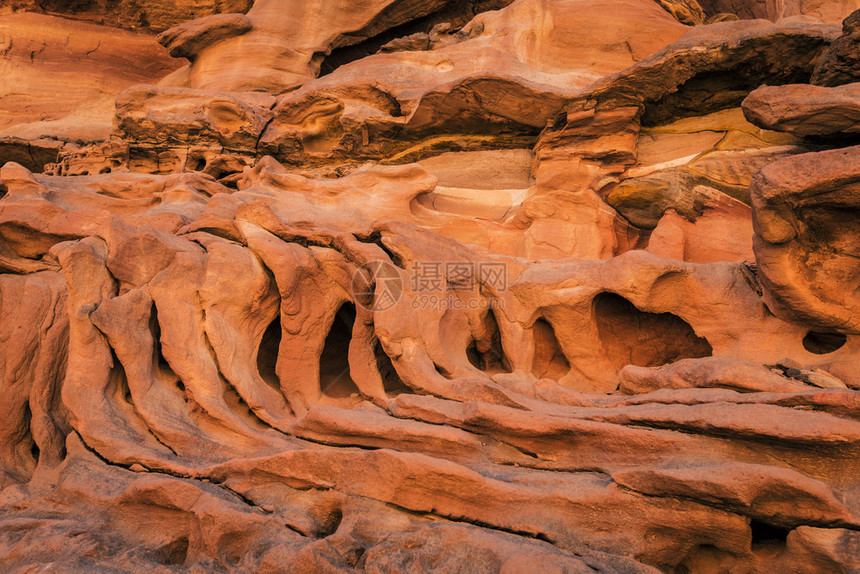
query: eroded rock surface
[
  {"left": 1, "top": 0, "right": 254, "bottom": 32},
  {"left": 742, "top": 83, "right": 860, "bottom": 137},
  {"left": 0, "top": 13, "right": 181, "bottom": 169},
  {"left": 696, "top": 0, "right": 859, "bottom": 22},
  {"left": 1, "top": 1, "right": 859, "bottom": 572},
  {"left": 750, "top": 145, "right": 860, "bottom": 334},
  {"left": 813, "top": 7, "right": 860, "bottom": 86}
]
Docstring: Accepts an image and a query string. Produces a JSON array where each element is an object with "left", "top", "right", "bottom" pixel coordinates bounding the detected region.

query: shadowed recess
[
  {"left": 155, "top": 536, "right": 189, "bottom": 567},
  {"left": 641, "top": 36, "right": 827, "bottom": 127},
  {"left": 531, "top": 317, "right": 570, "bottom": 380},
  {"left": 749, "top": 520, "right": 790, "bottom": 558},
  {"left": 467, "top": 308, "right": 511, "bottom": 374},
  {"left": 257, "top": 315, "right": 282, "bottom": 391},
  {"left": 150, "top": 303, "right": 177, "bottom": 380},
  {"left": 319, "top": 302, "right": 360, "bottom": 399},
  {"left": 593, "top": 292, "right": 713, "bottom": 369},
  {"left": 375, "top": 339, "right": 411, "bottom": 395},
  {"left": 316, "top": 0, "right": 515, "bottom": 76},
  {"left": 802, "top": 331, "right": 848, "bottom": 355}
]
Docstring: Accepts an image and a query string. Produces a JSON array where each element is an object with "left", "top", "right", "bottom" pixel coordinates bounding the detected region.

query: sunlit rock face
[{"left": 1, "top": 1, "right": 859, "bottom": 572}]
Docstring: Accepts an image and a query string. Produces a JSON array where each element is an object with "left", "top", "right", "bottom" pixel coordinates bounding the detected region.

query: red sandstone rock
[
  {"left": 742, "top": 83, "right": 860, "bottom": 136},
  {"left": 1, "top": 1, "right": 859, "bottom": 572},
  {"left": 697, "top": 0, "right": 859, "bottom": 22},
  {"left": 2, "top": 0, "right": 253, "bottom": 32},
  {"left": 750, "top": 145, "right": 860, "bottom": 334},
  {"left": 0, "top": 13, "right": 181, "bottom": 169},
  {"left": 812, "top": 8, "right": 860, "bottom": 86},
  {"left": 156, "top": 13, "right": 253, "bottom": 60}
]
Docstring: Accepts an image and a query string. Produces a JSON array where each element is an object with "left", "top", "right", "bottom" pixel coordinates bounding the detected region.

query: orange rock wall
[{"left": 1, "top": 0, "right": 859, "bottom": 572}]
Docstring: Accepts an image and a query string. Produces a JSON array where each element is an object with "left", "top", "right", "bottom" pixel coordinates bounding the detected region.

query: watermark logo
[
  {"left": 352, "top": 260, "right": 508, "bottom": 311},
  {"left": 351, "top": 260, "right": 403, "bottom": 311},
  {"left": 411, "top": 261, "right": 507, "bottom": 293},
  {"left": 411, "top": 294, "right": 505, "bottom": 311}
]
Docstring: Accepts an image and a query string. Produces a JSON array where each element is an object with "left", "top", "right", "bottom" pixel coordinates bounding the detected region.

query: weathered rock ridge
[{"left": 1, "top": 1, "right": 859, "bottom": 572}]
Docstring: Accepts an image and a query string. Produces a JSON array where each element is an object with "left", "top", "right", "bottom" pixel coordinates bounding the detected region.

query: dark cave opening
[
  {"left": 749, "top": 520, "right": 790, "bottom": 558},
  {"left": 593, "top": 292, "right": 713, "bottom": 370},
  {"left": 21, "top": 404, "right": 39, "bottom": 465},
  {"left": 257, "top": 315, "right": 283, "bottom": 391},
  {"left": 749, "top": 520, "right": 790, "bottom": 545},
  {"left": 319, "top": 303, "right": 360, "bottom": 399},
  {"left": 802, "top": 331, "right": 847, "bottom": 355}
]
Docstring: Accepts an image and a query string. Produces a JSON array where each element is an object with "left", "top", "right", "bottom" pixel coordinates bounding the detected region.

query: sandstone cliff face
[{"left": 1, "top": 1, "right": 859, "bottom": 572}]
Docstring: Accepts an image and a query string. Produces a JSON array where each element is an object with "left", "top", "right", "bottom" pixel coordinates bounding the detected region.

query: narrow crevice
[
  {"left": 496, "top": 461, "right": 613, "bottom": 477},
  {"left": 290, "top": 433, "right": 384, "bottom": 452},
  {"left": 238, "top": 482, "right": 565, "bottom": 559},
  {"left": 146, "top": 427, "right": 179, "bottom": 457},
  {"left": 21, "top": 403, "right": 40, "bottom": 470},
  {"left": 206, "top": 476, "right": 274, "bottom": 514},
  {"left": 71, "top": 429, "right": 186, "bottom": 481},
  {"left": 103, "top": 327, "right": 179, "bottom": 457},
  {"left": 316, "top": 1, "right": 515, "bottom": 77},
  {"left": 149, "top": 302, "right": 177, "bottom": 379},
  {"left": 434, "top": 363, "right": 454, "bottom": 379},
  {"left": 374, "top": 339, "right": 411, "bottom": 395},
  {"left": 356, "top": 230, "right": 405, "bottom": 268},
  {"left": 218, "top": 369, "right": 274, "bottom": 432},
  {"left": 106, "top": 347, "right": 134, "bottom": 406},
  {"left": 360, "top": 493, "right": 558, "bottom": 547},
  {"left": 467, "top": 309, "right": 511, "bottom": 374},
  {"left": 183, "top": 229, "right": 245, "bottom": 246},
  {"left": 503, "top": 441, "right": 538, "bottom": 459},
  {"left": 254, "top": 104, "right": 279, "bottom": 152},
  {"left": 283, "top": 523, "right": 309, "bottom": 537},
  {"left": 381, "top": 411, "right": 616, "bottom": 475},
  {"left": 597, "top": 418, "right": 851, "bottom": 453},
  {"left": 257, "top": 315, "right": 283, "bottom": 392},
  {"left": 614, "top": 481, "right": 857, "bottom": 531}
]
